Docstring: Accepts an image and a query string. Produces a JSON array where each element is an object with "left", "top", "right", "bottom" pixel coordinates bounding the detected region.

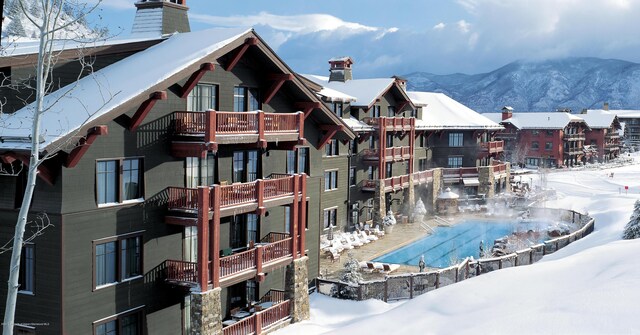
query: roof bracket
[
  {"left": 317, "top": 125, "right": 343, "bottom": 150},
  {"left": 294, "top": 102, "right": 321, "bottom": 120},
  {"left": 65, "top": 126, "right": 109, "bottom": 168},
  {"left": 224, "top": 37, "right": 257, "bottom": 72},
  {"left": 175, "top": 63, "right": 215, "bottom": 98},
  {"left": 263, "top": 73, "right": 294, "bottom": 105}
]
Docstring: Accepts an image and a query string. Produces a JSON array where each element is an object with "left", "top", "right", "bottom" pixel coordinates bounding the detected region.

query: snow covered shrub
[
  {"left": 341, "top": 253, "right": 363, "bottom": 284},
  {"left": 413, "top": 198, "right": 427, "bottom": 223},
  {"left": 623, "top": 200, "right": 640, "bottom": 239},
  {"left": 383, "top": 210, "right": 396, "bottom": 226}
]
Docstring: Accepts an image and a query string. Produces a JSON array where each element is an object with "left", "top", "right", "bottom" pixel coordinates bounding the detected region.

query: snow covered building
[
  {"left": 591, "top": 103, "right": 640, "bottom": 147},
  {"left": 579, "top": 109, "right": 621, "bottom": 162},
  {"left": 485, "top": 107, "right": 589, "bottom": 168},
  {"left": 0, "top": 1, "right": 354, "bottom": 334}
]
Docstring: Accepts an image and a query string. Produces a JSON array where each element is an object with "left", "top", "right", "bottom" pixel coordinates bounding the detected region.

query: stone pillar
[
  {"left": 285, "top": 256, "right": 310, "bottom": 322},
  {"left": 430, "top": 169, "right": 442, "bottom": 210},
  {"left": 478, "top": 166, "right": 494, "bottom": 197},
  {"left": 505, "top": 162, "right": 512, "bottom": 194},
  {"left": 406, "top": 176, "right": 415, "bottom": 215},
  {"left": 373, "top": 179, "right": 386, "bottom": 224},
  {"left": 190, "top": 287, "right": 223, "bottom": 335}
]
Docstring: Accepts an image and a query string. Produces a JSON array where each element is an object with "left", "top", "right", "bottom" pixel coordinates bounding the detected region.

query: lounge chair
[
  {"left": 348, "top": 234, "right": 364, "bottom": 247},
  {"left": 352, "top": 231, "right": 369, "bottom": 244},
  {"left": 373, "top": 225, "right": 385, "bottom": 238},
  {"left": 325, "top": 248, "right": 340, "bottom": 262},
  {"left": 382, "top": 263, "right": 400, "bottom": 273},
  {"left": 339, "top": 235, "right": 355, "bottom": 250},
  {"left": 366, "top": 262, "right": 385, "bottom": 273},
  {"left": 360, "top": 230, "right": 378, "bottom": 242}
]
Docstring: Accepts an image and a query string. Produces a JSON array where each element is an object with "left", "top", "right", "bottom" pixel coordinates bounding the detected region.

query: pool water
[{"left": 373, "top": 219, "right": 545, "bottom": 268}]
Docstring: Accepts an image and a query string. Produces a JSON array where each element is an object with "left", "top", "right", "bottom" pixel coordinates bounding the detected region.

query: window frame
[
  {"left": 447, "top": 156, "right": 463, "bottom": 168},
  {"left": 448, "top": 133, "right": 464, "bottom": 147},
  {"left": 187, "top": 83, "right": 218, "bottom": 112},
  {"left": 234, "top": 86, "right": 260, "bottom": 112},
  {"left": 96, "top": 157, "right": 144, "bottom": 207},
  {"left": 332, "top": 102, "right": 343, "bottom": 117},
  {"left": 93, "top": 307, "right": 145, "bottom": 335},
  {"left": 531, "top": 141, "right": 540, "bottom": 150},
  {"left": 93, "top": 232, "right": 144, "bottom": 291},
  {"left": 349, "top": 166, "right": 356, "bottom": 187},
  {"left": 18, "top": 243, "right": 35, "bottom": 295},
  {"left": 325, "top": 139, "right": 339, "bottom": 157},
  {"left": 324, "top": 170, "right": 338, "bottom": 191},
  {"left": 545, "top": 142, "right": 553, "bottom": 151},
  {"left": 323, "top": 207, "right": 338, "bottom": 230}
]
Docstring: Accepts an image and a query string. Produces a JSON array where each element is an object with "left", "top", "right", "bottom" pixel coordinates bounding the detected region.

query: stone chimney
[
  {"left": 328, "top": 56, "right": 354, "bottom": 82},
  {"left": 603, "top": 102, "right": 609, "bottom": 111},
  {"left": 501, "top": 106, "right": 513, "bottom": 121},
  {"left": 132, "top": 0, "right": 190, "bottom": 37}
]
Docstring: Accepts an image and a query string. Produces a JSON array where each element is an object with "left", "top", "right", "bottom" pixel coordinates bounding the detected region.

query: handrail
[
  {"left": 165, "top": 259, "right": 198, "bottom": 284},
  {"left": 262, "top": 237, "right": 293, "bottom": 263},
  {"left": 220, "top": 249, "right": 256, "bottom": 278}
]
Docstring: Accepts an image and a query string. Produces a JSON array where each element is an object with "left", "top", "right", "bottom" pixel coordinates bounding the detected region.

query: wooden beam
[
  {"left": 263, "top": 73, "right": 294, "bottom": 105},
  {"left": 129, "top": 91, "right": 167, "bottom": 131},
  {"left": 10, "top": 154, "right": 56, "bottom": 186},
  {"left": 317, "top": 125, "right": 343, "bottom": 150},
  {"left": 179, "top": 63, "right": 215, "bottom": 98},
  {"left": 65, "top": 126, "right": 109, "bottom": 168},
  {"left": 224, "top": 37, "right": 257, "bottom": 72},
  {"left": 357, "top": 132, "right": 372, "bottom": 144},
  {"left": 396, "top": 100, "right": 409, "bottom": 114},
  {"left": 294, "top": 102, "right": 321, "bottom": 120}
]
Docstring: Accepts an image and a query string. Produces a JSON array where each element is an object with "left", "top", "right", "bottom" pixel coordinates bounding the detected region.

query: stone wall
[
  {"left": 431, "top": 168, "right": 442, "bottom": 210},
  {"left": 373, "top": 180, "right": 386, "bottom": 224},
  {"left": 190, "top": 287, "right": 222, "bottom": 335},
  {"left": 478, "top": 166, "right": 494, "bottom": 196},
  {"left": 285, "top": 256, "right": 310, "bottom": 322}
]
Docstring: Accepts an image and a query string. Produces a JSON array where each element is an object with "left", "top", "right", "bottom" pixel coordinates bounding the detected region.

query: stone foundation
[
  {"left": 285, "top": 256, "right": 310, "bottom": 322},
  {"left": 478, "top": 166, "right": 494, "bottom": 196},
  {"left": 190, "top": 287, "right": 222, "bottom": 335},
  {"left": 431, "top": 168, "right": 442, "bottom": 210},
  {"left": 373, "top": 180, "right": 386, "bottom": 224}
]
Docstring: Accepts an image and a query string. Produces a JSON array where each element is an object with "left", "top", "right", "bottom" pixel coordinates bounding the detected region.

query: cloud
[
  {"left": 375, "top": 27, "right": 399, "bottom": 40},
  {"left": 89, "top": 0, "right": 132, "bottom": 10},
  {"left": 457, "top": 20, "right": 471, "bottom": 33},
  {"left": 433, "top": 23, "right": 446, "bottom": 31}
]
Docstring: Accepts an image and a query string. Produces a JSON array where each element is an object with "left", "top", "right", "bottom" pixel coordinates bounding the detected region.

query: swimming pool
[{"left": 373, "top": 219, "right": 546, "bottom": 268}]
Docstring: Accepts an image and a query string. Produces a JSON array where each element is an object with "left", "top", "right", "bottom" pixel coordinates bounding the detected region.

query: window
[
  {"left": 367, "top": 166, "right": 374, "bottom": 180},
  {"left": 386, "top": 134, "right": 394, "bottom": 147},
  {"left": 350, "top": 140, "right": 357, "bottom": 155},
  {"left": 186, "top": 154, "right": 216, "bottom": 188},
  {"left": 286, "top": 150, "right": 296, "bottom": 174},
  {"left": 350, "top": 203, "right": 359, "bottom": 227},
  {"left": 19, "top": 244, "right": 34, "bottom": 294},
  {"left": 231, "top": 214, "right": 258, "bottom": 249},
  {"left": 545, "top": 142, "right": 553, "bottom": 150},
  {"left": 297, "top": 147, "right": 309, "bottom": 175},
  {"left": 324, "top": 170, "right": 338, "bottom": 191},
  {"left": 531, "top": 141, "right": 540, "bottom": 150},
  {"left": 526, "top": 157, "right": 540, "bottom": 167},
  {"left": 187, "top": 84, "right": 218, "bottom": 111},
  {"left": 96, "top": 158, "right": 143, "bottom": 205},
  {"left": 387, "top": 106, "right": 396, "bottom": 117},
  {"left": 369, "top": 136, "right": 377, "bottom": 150},
  {"left": 246, "top": 280, "right": 258, "bottom": 305},
  {"left": 546, "top": 130, "right": 554, "bottom": 136},
  {"left": 386, "top": 162, "right": 393, "bottom": 178},
  {"left": 591, "top": 139, "right": 597, "bottom": 146},
  {"left": 532, "top": 130, "right": 540, "bottom": 136},
  {"left": 349, "top": 167, "right": 356, "bottom": 186},
  {"left": 325, "top": 139, "right": 339, "bottom": 157},
  {"left": 94, "top": 309, "right": 143, "bottom": 335},
  {"left": 418, "top": 158, "right": 428, "bottom": 171},
  {"left": 448, "top": 156, "right": 463, "bottom": 168},
  {"left": 323, "top": 208, "right": 337, "bottom": 229},
  {"left": 234, "top": 86, "right": 260, "bottom": 112},
  {"left": 333, "top": 102, "right": 343, "bottom": 117},
  {"left": 233, "top": 150, "right": 259, "bottom": 183},
  {"left": 410, "top": 109, "right": 417, "bottom": 118},
  {"left": 284, "top": 206, "right": 291, "bottom": 233},
  {"left": 448, "top": 133, "right": 463, "bottom": 147},
  {"left": 371, "top": 105, "right": 380, "bottom": 118},
  {"left": 94, "top": 233, "right": 143, "bottom": 289}
]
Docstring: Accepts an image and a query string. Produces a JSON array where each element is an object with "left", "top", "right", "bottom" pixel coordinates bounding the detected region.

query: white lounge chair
[{"left": 352, "top": 231, "right": 369, "bottom": 244}]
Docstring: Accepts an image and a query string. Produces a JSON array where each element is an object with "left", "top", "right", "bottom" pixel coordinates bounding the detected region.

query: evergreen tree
[
  {"left": 622, "top": 200, "right": 640, "bottom": 239},
  {"left": 341, "top": 254, "right": 362, "bottom": 284}
]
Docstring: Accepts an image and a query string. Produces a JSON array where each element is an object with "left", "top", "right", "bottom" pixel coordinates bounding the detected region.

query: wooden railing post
[
  {"left": 256, "top": 245, "right": 263, "bottom": 275},
  {"left": 205, "top": 109, "right": 217, "bottom": 144},
  {"left": 297, "top": 111, "right": 305, "bottom": 143},
  {"left": 299, "top": 174, "right": 307, "bottom": 256},
  {"left": 290, "top": 175, "right": 299, "bottom": 259},
  {"left": 197, "top": 186, "right": 210, "bottom": 290},
  {"left": 255, "top": 312, "right": 263, "bottom": 335},
  {"left": 257, "top": 179, "right": 265, "bottom": 213},
  {"left": 211, "top": 185, "right": 221, "bottom": 288},
  {"left": 258, "top": 111, "right": 267, "bottom": 148}
]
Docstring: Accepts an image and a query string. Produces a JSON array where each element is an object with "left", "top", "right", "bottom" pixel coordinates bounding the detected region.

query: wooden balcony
[
  {"left": 565, "top": 147, "right": 583, "bottom": 155},
  {"left": 165, "top": 234, "right": 294, "bottom": 288},
  {"left": 222, "top": 300, "right": 291, "bottom": 335},
  {"left": 563, "top": 133, "right": 586, "bottom": 141},
  {"left": 165, "top": 174, "right": 303, "bottom": 225},
  {"left": 171, "top": 110, "right": 305, "bottom": 157},
  {"left": 361, "top": 146, "right": 411, "bottom": 162},
  {"left": 412, "top": 169, "right": 434, "bottom": 185},
  {"left": 442, "top": 167, "right": 479, "bottom": 183},
  {"left": 479, "top": 140, "right": 504, "bottom": 154},
  {"left": 363, "top": 116, "right": 413, "bottom": 132},
  {"left": 605, "top": 132, "right": 620, "bottom": 139},
  {"left": 384, "top": 175, "right": 410, "bottom": 192},
  {"left": 491, "top": 162, "right": 508, "bottom": 177}
]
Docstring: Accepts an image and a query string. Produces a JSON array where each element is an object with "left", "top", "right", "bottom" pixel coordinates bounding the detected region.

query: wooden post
[
  {"left": 255, "top": 312, "right": 263, "bottom": 335},
  {"left": 257, "top": 179, "right": 265, "bottom": 212},
  {"left": 297, "top": 111, "right": 305, "bottom": 144},
  {"left": 211, "top": 185, "right": 221, "bottom": 288},
  {"left": 378, "top": 118, "right": 386, "bottom": 179},
  {"left": 256, "top": 246, "right": 263, "bottom": 275},
  {"left": 258, "top": 111, "right": 267, "bottom": 148},
  {"left": 205, "top": 109, "right": 217, "bottom": 144},
  {"left": 197, "top": 187, "right": 210, "bottom": 290},
  {"left": 299, "top": 174, "right": 307, "bottom": 256},
  {"left": 290, "top": 176, "right": 299, "bottom": 259}
]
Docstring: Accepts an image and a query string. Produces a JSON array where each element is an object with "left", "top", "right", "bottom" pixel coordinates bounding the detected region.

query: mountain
[
  {"left": 405, "top": 57, "right": 640, "bottom": 113},
  {"left": 2, "top": 0, "right": 98, "bottom": 41}
]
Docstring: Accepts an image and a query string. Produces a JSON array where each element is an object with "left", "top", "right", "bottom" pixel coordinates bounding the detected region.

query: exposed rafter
[
  {"left": 357, "top": 132, "right": 372, "bottom": 144},
  {"left": 396, "top": 100, "right": 409, "bottom": 114},
  {"left": 115, "top": 91, "right": 167, "bottom": 131},
  {"left": 65, "top": 126, "right": 109, "bottom": 168},
  {"left": 177, "top": 63, "right": 215, "bottom": 98},
  {"left": 317, "top": 125, "right": 343, "bottom": 150},
  {"left": 1, "top": 152, "right": 55, "bottom": 185},
  {"left": 294, "top": 101, "right": 322, "bottom": 120},
  {"left": 224, "top": 37, "right": 257, "bottom": 72},
  {"left": 263, "top": 73, "right": 294, "bottom": 105}
]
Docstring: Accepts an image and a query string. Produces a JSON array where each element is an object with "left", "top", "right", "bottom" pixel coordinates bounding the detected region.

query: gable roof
[
  {"left": 408, "top": 92, "right": 502, "bottom": 130},
  {"left": 0, "top": 27, "right": 353, "bottom": 153},
  {"left": 483, "top": 112, "right": 586, "bottom": 130},
  {"left": 580, "top": 110, "right": 620, "bottom": 129},
  {"left": 302, "top": 74, "right": 406, "bottom": 108},
  {"left": 604, "top": 109, "right": 640, "bottom": 119}
]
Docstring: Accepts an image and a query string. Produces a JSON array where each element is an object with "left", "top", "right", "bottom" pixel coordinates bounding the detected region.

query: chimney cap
[
  {"left": 502, "top": 106, "right": 513, "bottom": 111},
  {"left": 328, "top": 56, "right": 354, "bottom": 64}
]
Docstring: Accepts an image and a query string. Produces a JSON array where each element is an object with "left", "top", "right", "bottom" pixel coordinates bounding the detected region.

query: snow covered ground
[{"left": 276, "top": 155, "right": 640, "bottom": 335}]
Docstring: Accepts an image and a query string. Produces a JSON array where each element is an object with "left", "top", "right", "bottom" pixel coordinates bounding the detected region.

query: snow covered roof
[
  {"left": 607, "top": 109, "right": 640, "bottom": 119},
  {"left": 329, "top": 56, "right": 353, "bottom": 62},
  {"left": 342, "top": 117, "right": 374, "bottom": 132},
  {"left": 316, "top": 86, "right": 357, "bottom": 103},
  {"left": 579, "top": 110, "right": 618, "bottom": 129},
  {"left": 408, "top": 91, "right": 502, "bottom": 130},
  {"left": 485, "top": 112, "right": 586, "bottom": 130},
  {"left": 437, "top": 187, "right": 459, "bottom": 199},
  {"left": 0, "top": 27, "right": 252, "bottom": 151},
  {"left": 302, "top": 74, "right": 396, "bottom": 107}
]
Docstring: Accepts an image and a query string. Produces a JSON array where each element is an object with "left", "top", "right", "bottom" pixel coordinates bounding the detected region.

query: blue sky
[{"left": 92, "top": 0, "right": 640, "bottom": 78}]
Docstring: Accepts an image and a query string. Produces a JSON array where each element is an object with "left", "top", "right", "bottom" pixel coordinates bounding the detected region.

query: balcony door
[
  {"left": 186, "top": 153, "right": 216, "bottom": 188},
  {"left": 232, "top": 150, "right": 259, "bottom": 183},
  {"left": 231, "top": 213, "right": 259, "bottom": 249}
]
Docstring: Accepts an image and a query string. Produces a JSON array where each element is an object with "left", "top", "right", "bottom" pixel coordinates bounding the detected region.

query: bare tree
[{"left": 2, "top": 1, "right": 103, "bottom": 333}]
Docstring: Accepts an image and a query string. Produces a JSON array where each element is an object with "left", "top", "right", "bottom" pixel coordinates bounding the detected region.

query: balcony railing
[
  {"left": 363, "top": 116, "right": 413, "bottom": 131},
  {"left": 222, "top": 300, "right": 291, "bottom": 335},
  {"left": 442, "top": 167, "right": 479, "bottom": 182},
  {"left": 384, "top": 175, "right": 410, "bottom": 191},
  {"left": 171, "top": 110, "right": 304, "bottom": 156},
  {"left": 412, "top": 169, "right": 434, "bottom": 185},
  {"left": 166, "top": 259, "right": 198, "bottom": 285},
  {"left": 491, "top": 162, "right": 508, "bottom": 176},
  {"left": 361, "top": 146, "right": 411, "bottom": 162},
  {"left": 479, "top": 140, "right": 504, "bottom": 154},
  {"left": 563, "top": 133, "right": 586, "bottom": 141}
]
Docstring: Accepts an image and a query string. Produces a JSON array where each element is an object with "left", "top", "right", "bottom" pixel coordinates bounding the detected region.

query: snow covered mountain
[
  {"left": 2, "top": 0, "right": 99, "bottom": 42},
  {"left": 405, "top": 57, "right": 640, "bottom": 113}
]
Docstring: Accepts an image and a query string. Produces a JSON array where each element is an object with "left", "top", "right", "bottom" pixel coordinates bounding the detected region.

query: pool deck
[{"left": 319, "top": 218, "right": 444, "bottom": 280}]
